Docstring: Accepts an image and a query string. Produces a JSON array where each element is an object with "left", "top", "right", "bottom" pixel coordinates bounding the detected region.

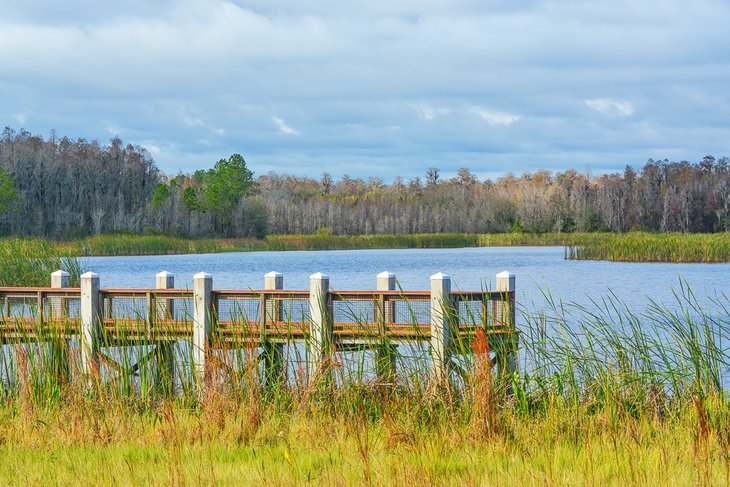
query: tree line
[{"left": 1, "top": 127, "right": 729, "bottom": 238}]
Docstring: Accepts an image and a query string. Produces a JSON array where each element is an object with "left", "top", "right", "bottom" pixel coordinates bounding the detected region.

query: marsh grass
[
  {"left": 0, "top": 238, "right": 82, "bottom": 286},
  {"left": 0, "top": 281, "right": 728, "bottom": 484},
  {"left": 566, "top": 231, "right": 730, "bottom": 262},
  {"left": 64, "top": 232, "right": 595, "bottom": 256}
]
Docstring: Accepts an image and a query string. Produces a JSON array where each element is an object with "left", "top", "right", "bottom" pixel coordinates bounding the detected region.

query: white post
[
  {"left": 50, "top": 270, "right": 70, "bottom": 382},
  {"left": 264, "top": 271, "right": 285, "bottom": 386},
  {"left": 156, "top": 271, "right": 176, "bottom": 394},
  {"left": 376, "top": 271, "right": 396, "bottom": 382},
  {"left": 50, "top": 270, "right": 70, "bottom": 319},
  {"left": 495, "top": 271, "right": 518, "bottom": 379},
  {"left": 308, "top": 272, "right": 331, "bottom": 381},
  {"left": 155, "top": 271, "right": 175, "bottom": 320},
  {"left": 192, "top": 272, "right": 213, "bottom": 390},
  {"left": 80, "top": 272, "right": 101, "bottom": 383},
  {"left": 430, "top": 272, "right": 451, "bottom": 382}
]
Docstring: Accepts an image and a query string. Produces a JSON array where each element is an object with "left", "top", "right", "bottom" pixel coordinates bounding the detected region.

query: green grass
[
  {"left": 0, "top": 238, "right": 82, "bottom": 287},
  {"left": 3, "top": 231, "right": 729, "bottom": 263},
  {"left": 0, "top": 283, "right": 728, "bottom": 484},
  {"left": 566, "top": 232, "right": 730, "bottom": 262},
  {"left": 1, "top": 401, "right": 728, "bottom": 486},
  {"left": 62, "top": 232, "right": 594, "bottom": 256}
]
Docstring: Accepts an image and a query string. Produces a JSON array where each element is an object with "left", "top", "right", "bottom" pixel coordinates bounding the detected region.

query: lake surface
[{"left": 83, "top": 246, "right": 729, "bottom": 314}]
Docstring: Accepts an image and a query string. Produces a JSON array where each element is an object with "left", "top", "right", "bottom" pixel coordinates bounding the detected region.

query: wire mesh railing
[{"left": 0, "top": 271, "right": 518, "bottom": 394}]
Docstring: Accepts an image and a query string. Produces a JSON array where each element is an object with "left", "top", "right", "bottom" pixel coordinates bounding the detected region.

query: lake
[{"left": 82, "top": 246, "right": 730, "bottom": 314}]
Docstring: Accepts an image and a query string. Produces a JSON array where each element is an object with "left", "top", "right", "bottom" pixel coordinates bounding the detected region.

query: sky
[{"left": 1, "top": 0, "right": 729, "bottom": 181}]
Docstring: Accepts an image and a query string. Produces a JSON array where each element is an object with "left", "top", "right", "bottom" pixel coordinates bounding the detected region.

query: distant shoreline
[{"left": 33, "top": 231, "right": 730, "bottom": 263}]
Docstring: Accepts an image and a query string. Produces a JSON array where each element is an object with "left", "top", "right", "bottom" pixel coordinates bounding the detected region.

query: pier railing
[{"left": 0, "top": 270, "right": 518, "bottom": 393}]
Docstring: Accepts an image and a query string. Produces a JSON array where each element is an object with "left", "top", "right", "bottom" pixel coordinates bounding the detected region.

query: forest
[{"left": 1, "top": 127, "right": 729, "bottom": 239}]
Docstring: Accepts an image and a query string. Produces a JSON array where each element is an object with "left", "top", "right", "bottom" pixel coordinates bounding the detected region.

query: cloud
[
  {"left": 584, "top": 98, "right": 635, "bottom": 117},
  {"left": 0, "top": 0, "right": 728, "bottom": 177},
  {"left": 181, "top": 114, "right": 205, "bottom": 127},
  {"left": 467, "top": 106, "right": 521, "bottom": 126},
  {"left": 272, "top": 116, "right": 300, "bottom": 135},
  {"left": 412, "top": 104, "right": 450, "bottom": 121}
]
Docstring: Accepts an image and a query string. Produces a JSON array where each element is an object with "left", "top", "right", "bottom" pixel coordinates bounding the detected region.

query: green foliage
[
  {"left": 181, "top": 154, "right": 255, "bottom": 235},
  {"left": 0, "top": 238, "right": 82, "bottom": 286},
  {"left": 195, "top": 153, "right": 254, "bottom": 214},
  {"left": 182, "top": 185, "right": 199, "bottom": 211},
  {"left": 0, "top": 165, "right": 17, "bottom": 212},
  {"left": 313, "top": 227, "right": 333, "bottom": 237},
  {"left": 150, "top": 183, "right": 171, "bottom": 209}
]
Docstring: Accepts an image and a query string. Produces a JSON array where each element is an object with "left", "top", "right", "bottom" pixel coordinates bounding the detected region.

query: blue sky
[{"left": 1, "top": 0, "right": 729, "bottom": 180}]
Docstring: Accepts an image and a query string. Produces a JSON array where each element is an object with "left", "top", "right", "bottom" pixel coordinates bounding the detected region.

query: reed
[
  {"left": 63, "top": 232, "right": 598, "bottom": 256},
  {"left": 0, "top": 281, "right": 728, "bottom": 484},
  {"left": 566, "top": 231, "right": 730, "bottom": 262},
  {"left": 6, "top": 232, "right": 729, "bottom": 263},
  {"left": 0, "top": 238, "right": 82, "bottom": 287}
]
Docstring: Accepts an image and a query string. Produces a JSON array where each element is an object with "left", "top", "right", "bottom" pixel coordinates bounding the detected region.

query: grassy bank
[
  {"left": 0, "top": 238, "right": 82, "bottom": 287},
  {"left": 63, "top": 232, "right": 591, "bottom": 256},
  {"left": 566, "top": 232, "right": 730, "bottom": 262},
  {"left": 1, "top": 396, "right": 727, "bottom": 485},
  {"left": 0, "top": 286, "right": 728, "bottom": 484},
  {"left": 65, "top": 232, "right": 730, "bottom": 263}
]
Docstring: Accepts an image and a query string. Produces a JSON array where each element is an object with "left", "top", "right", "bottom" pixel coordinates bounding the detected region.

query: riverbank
[
  {"left": 0, "top": 261, "right": 727, "bottom": 484},
  {"left": 1, "top": 396, "right": 725, "bottom": 486},
  {"left": 64, "top": 232, "right": 582, "bottom": 256},
  {"left": 62, "top": 232, "right": 730, "bottom": 263}
]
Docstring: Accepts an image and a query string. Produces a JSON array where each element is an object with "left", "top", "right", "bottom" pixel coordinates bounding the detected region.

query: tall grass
[
  {"left": 0, "top": 238, "right": 82, "bottom": 286},
  {"left": 0, "top": 283, "right": 729, "bottom": 483},
  {"left": 6, "top": 232, "right": 729, "bottom": 263},
  {"left": 63, "top": 232, "right": 599, "bottom": 256},
  {"left": 566, "top": 231, "right": 730, "bottom": 262}
]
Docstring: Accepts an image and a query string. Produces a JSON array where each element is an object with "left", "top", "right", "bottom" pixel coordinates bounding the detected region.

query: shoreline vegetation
[
  {"left": 53, "top": 231, "right": 730, "bottom": 263},
  {"left": 0, "top": 284, "right": 728, "bottom": 484},
  {"left": 0, "top": 231, "right": 727, "bottom": 287}
]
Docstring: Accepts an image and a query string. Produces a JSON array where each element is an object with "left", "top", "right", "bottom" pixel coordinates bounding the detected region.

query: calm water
[{"left": 83, "top": 247, "right": 730, "bottom": 314}]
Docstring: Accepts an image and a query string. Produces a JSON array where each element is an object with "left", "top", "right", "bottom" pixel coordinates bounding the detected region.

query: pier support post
[
  {"left": 155, "top": 271, "right": 176, "bottom": 395},
  {"left": 80, "top": 272, "right": 101, "bottom": 386},
  {"left": 263, "top": 271, "right": 285, "bottom": 387},
  {"left": 308, "top": 272, "right": 332, "bottom": 382},
  {"left": 430, "top": 272, "right": 452, "bottom": 384},
  {"left": 375, "top": 271, "right": 396, "bottom": 383},
  {"left": 495, "top": 271, "right": 518, "bottom": 384},
  {"left": 50, "top": 270, "right": 70, "bottom": 383},
  {"left": 192, "top": 272, "right": 213, "bottom": 392}
]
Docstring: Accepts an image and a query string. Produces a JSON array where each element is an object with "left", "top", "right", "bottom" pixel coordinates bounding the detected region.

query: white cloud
[
  {"left": 467, "top": 106, "right": 521, "bottom": 126},
  {"left": 0, "top": 0, "right": 728, "bottom": 176},
  {"left": 413, "top": 104, "right": 450, "bottom": 120},
  {"left": 181, "top": 114, "right": 205, "bottom": 127},
  {"left": 105, "top": 122, "right": 123, "bottom": 136},
  {"left": 584, "top": 98, "right": 635, "bottom": 117},
  {"left": 272, "top": 116, "right": 300, "bottom": 135}
]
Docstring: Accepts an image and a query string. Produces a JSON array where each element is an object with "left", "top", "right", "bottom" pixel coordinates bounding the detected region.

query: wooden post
[
  {"left": 375, "top": 271, "right": 396, "bottom": 382},
  {"left": 430, "top": 272, "right": 451, "bottom": 383},
  {"left": 192, "top": 272, "right": 213, "bottom": 391},
  {"left": 80, "top": 271, "right": 100, "bottom": 385},
  {"left": 50, "top": 270, "right": 70, "bottom": 383},
  {"left": 308, "top": 272, "right": 332, "bottom": 381},
  {"left": 263, "top": 271, "right": 285, "bottom": 386},
  {"left": 155, "top": 271, "right": 176, "bottom": 395},
  {"left": 495, "top": 271, "right": 518, "bottom": 382}
]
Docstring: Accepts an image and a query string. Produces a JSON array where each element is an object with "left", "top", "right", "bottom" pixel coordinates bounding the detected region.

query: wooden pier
[{"left": 0, "top": 270, "right": 518, "bottom": 392}]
